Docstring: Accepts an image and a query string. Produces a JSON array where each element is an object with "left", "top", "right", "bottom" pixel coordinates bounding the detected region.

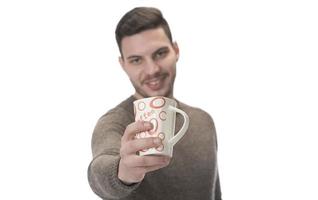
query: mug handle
[{"left": 168, "top": 106, "right": 189, "bottom": 146}]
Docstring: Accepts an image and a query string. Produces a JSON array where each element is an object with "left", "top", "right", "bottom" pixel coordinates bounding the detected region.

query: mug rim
[{"left": 133, "top": 96, "right": 176, "bottom": 104}]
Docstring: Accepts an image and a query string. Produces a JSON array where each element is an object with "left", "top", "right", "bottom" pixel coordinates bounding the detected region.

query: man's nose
[{"left": 144, "top": 59, "right": 160, "bottom": 75}]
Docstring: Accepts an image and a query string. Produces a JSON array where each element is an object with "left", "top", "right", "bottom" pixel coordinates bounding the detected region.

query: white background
[{"left": 0, "top": 0, "right": 317, "bottom": 199}]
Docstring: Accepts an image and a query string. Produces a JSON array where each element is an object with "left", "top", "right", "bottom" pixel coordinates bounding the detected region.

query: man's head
[
  {"left": 115, "top": 7, "right": 173, "bottom": 55},
  {"left": 116, "top": 7, "right": 179, "bottom": 99}
]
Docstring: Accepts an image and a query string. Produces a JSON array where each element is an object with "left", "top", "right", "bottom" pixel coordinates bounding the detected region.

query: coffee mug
[{"left": 133, "top": 96, "right": 189, "bottom": 157}]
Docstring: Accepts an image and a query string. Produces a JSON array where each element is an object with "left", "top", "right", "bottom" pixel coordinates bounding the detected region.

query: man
[{"left": 88, "top": 7, "right": 222, "bottom": 200}]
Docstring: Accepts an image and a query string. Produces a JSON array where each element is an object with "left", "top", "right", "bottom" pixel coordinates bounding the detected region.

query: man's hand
[{"left": 118, "top": 121, "right": 171, "bottom": 184}]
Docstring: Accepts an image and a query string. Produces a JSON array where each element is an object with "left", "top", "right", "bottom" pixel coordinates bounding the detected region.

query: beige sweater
[{"left": 88, "top": 96, "right": 222, "bottom": 200}]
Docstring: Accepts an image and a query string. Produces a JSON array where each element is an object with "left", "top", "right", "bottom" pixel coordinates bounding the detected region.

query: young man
[{"left": 88, "top": 7, "right": 222, "bottom": 200}]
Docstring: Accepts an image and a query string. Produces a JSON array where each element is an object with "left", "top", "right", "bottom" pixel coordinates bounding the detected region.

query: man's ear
[
  {"left": 173, "top": 41, "right": 180, "bottom": 61},
  {"left": 119, "top": 56, "right": 125, "bottom": 69}
]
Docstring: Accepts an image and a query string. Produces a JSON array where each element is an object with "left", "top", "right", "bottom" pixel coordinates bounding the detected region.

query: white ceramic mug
[{"left": 133, "top": 96, "right": 189, "bottom": 157}]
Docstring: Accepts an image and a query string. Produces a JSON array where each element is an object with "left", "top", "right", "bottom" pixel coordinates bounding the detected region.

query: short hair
[{"left": 115, "top": 7, "right": 173, "bottom": 55}]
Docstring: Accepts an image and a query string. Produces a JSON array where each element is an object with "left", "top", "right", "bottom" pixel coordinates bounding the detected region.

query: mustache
[{"left": 142, "top": 72, "right": 168, "bottom": 84}]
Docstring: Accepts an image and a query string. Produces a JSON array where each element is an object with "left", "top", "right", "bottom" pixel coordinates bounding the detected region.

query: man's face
[{"left": 119, "top": 27, "right": 179, "bottom": 99}]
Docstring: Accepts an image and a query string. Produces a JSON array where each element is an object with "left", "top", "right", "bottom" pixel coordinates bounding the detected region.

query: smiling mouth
[{"left": 144, "top": 75, "right": 167, "bottom": 90}]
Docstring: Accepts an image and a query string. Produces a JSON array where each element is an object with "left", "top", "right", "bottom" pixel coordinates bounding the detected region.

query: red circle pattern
[
  {"left": 158, "top": 132, "right": 165, "bottom": 140},
  {"left": 150, "top": 97, "right": 166, "bottom": 109},
  {"left": 156, "top": 145, "right": 164, "bottom": 152},
  {"left": 138, "top": 101, "right": 146, "bottom": 111},
  {"left": 159, "top": 111, "right": 167, "bottom": 121},
  {"left": 148, "top": 118, "right": 158, "bottom": 135}
]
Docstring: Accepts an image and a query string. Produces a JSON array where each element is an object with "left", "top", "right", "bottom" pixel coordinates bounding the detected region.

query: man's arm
[
  {"left": 88, "top": 153, "right": 139, "bottom": 199},
  {"left": 87, "top": 109, "right": 170, "bottom": 199},
  {"left": 215, "top": 172, "right": 222, "bottom": 200},
  {"left": 206, "top": 111, "right": 222, "bottom": 200},
  {"left": 87, "top": 109, "right": 138, "bottom": 199}
]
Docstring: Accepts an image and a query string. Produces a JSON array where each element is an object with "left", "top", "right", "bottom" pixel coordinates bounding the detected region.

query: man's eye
[
  {"left": 130, "top": 58, "right": 142, "bottom": 65},
  {"left": 155, "top": 50, "right": 167, "bottom": 59}
]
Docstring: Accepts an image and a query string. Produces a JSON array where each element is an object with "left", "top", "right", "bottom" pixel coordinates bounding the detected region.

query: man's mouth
[{"left": 144, "top": 75, "right": 166, "bottom": 91}]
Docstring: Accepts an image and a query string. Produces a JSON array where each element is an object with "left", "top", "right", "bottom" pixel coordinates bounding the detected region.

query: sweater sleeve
[
  {"left": 205, "top": 110, "right": 222, "bottom": 200},
  {"left": 215, "top": 172, "right": 222, "bottom": 200},
  {"left": 87, "top": 108, "right": 140, "bottom": 199}
]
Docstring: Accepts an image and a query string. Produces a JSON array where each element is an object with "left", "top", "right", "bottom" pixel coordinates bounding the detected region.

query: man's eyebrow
[
  {"left": 126, "top": 47, "right": 169, "bottom": 60},
  {"left": 153, "top": 47, "right": 169, "bottom": 55},
  {"left": 127, "top": 55, "right": 141, "bottom": 60}
]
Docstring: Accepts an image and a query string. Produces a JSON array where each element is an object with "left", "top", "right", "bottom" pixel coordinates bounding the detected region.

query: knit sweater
[{"left": 88, "top": 96, "right": 222, "bottom": 200}]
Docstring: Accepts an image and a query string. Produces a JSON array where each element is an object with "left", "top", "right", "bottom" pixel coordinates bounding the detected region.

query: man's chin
[{"left": 136, "top": 89, "right": 172, "bottom": 98}]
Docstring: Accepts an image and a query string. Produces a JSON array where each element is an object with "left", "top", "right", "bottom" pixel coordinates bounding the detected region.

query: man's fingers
[
  {"left": 121, "top": 137, "right": 162, "bottom": 156},
  {"left": 122, "top": 121, "right": 153, "bottom": 142}
]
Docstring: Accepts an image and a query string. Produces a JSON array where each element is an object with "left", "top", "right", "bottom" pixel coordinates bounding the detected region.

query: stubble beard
[{"left": 131, "top": 73, "right": 175, "bottom": 99}]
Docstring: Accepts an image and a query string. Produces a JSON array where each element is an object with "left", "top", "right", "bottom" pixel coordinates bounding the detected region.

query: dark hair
[{"left": 115, "top": 7, "right": 173, "bottom": 55}]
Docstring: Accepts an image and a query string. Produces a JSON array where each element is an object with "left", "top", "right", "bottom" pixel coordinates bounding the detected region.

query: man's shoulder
[
  {"left": 178, "top": 100, "right": 214, "bottom": 123},
  {"left": 178, "top": 100, "right": 216, "bottom": 132}
]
